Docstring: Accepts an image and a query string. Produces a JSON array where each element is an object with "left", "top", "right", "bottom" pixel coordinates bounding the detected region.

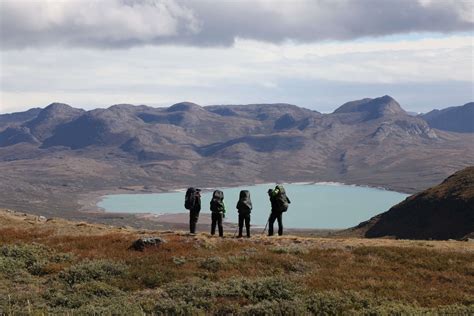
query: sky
[{"left": 0, "top": 0, "right": 473, "bottom": 114}]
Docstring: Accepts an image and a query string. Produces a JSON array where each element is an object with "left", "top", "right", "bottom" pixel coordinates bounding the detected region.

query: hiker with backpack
[
  {"left": 185, "top": 187, "right": 201, "bottom": 234},
  {"left": 236, "top": 190, "right": 252, "bottom": 238},
  {"left": 267, "top": 185, "right": 291, "bottom": 236},
  {"left": 210, "top": 190, "right": 226, "bottom": 237}
]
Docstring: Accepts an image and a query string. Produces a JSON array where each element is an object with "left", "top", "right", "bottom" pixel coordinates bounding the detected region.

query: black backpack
[
  {"left": 210, "top": 190, "right": 225, "bottom": 213},
  {"left": 237, "top": 190, "right": 252, "bottom": 213},
  {"left": 274, "top": 185, "right": 290, "bottom": 212},
  {"left": 185, "top": 187, "right": 197, "bottom": 210}
]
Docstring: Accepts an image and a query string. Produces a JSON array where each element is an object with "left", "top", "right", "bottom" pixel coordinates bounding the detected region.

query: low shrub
[
  {"left": 241, "top": 299, "right": 308, "bottom": 315},
  {"left": 153, "top": 298, "right": 200, "bottom": 315},
  {"left": 163, "top": 276, "right": 297, "bottom": 310},
  {"left": 199, "top": 256, "right": 225, "bottom": 272},
  {"left": 59, "top": 259, "right": 127, "bottom": 286},
  {"left": 0, "top": 243, "right": 72, "bottom": 277},
  {"left": 172, "top": 256, "right": 186, "bottom": 266},
  {"left": 269, "top": 245, "right": 309, "bottom": 255}
]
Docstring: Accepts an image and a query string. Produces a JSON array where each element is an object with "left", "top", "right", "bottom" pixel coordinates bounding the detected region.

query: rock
[
  {"left": 38, "top": 216, "right": 47, "bottom": 222},
  {"left": 130, "top": 237, "right": 166, "bottom": 251}
]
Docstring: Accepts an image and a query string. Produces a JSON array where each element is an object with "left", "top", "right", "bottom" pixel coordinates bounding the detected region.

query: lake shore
[{"left": 89, "top": 182, "right": 409, "bottom": 231}]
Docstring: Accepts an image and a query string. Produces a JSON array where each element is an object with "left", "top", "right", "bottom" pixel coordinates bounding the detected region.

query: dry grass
[{"left": 0, "top": 209, "right": 473, "bottom": 314}]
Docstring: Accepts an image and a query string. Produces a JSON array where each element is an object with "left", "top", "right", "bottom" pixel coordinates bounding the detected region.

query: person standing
[
  {"left": 185, "top": 187, "right": 201, "bottom": 234},
  {"left": 210, "top": 190, "right": 226, "bottom": 237},
  {"left": 268, "top": 185, "right": 290, "bottom": 236},
  {"left": 236, "top": 190, "right": 252, "bottom": 238}
]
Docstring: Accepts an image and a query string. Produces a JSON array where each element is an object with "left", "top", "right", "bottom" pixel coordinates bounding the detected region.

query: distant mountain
[
  {"left": 0, "top": 103, "right": 84, "bottom": 147},
  {"left": 333, "top": 95, "right": 406, "bottom": 121},
  {"left": 353, "top": 167, "right": 474, "bottom": 240},
  {"left": 0, "top": 95, "right": 473, "bottom": 215},
  {"left": 420, "top": 102, "right": 474, "bottom": 133},
  {"left": 0, "top": 108, "right": 42, "bottom": 128}
]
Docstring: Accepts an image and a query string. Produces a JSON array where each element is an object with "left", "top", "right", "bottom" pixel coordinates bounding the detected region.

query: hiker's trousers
[
  {"left": 238, "top": 213, "right": 251, "bottom": 237},
  {"left": 211, "top": 212, "right": 224, "bottom": 237},
  {"left": 189, "top": 210, "right": 200, "bottom": 233},
  {"left": 268, "top": 211, "right": 283, "bottom": 236}
]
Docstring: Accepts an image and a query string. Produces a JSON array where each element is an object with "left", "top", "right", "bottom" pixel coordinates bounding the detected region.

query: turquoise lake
[{"left": 97, "top": 183, "right": 409, "bottom": 229}]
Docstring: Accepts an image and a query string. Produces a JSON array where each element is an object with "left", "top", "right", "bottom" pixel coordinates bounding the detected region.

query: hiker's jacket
[
  {"left": 210, "top": 199, "right": 226, "bottom": 214},
  {"left": 191, "top": 194, "right": 201, "bottom": 213}
]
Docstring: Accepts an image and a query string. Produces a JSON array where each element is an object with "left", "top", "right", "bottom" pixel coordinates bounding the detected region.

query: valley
[{"left": 0, "top": 96, "right": 473, "bottom": 230}]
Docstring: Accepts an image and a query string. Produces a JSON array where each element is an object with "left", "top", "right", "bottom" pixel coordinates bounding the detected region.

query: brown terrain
[
  {"left": 0, "top": 208, "right": 473, "bottom": 314},
  {"left": 349, "top": 166, "right": 474, "bottom": 240},
  {"left": 0, "top": 95, "right": 473, "bottom": 230}
]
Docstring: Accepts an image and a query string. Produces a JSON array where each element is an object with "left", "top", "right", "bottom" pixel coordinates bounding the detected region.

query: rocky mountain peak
[
  {"left": 25, "top": 103, "right": 85, "bottom": 141},
  {"left": 334, "top": 95, "right": 406, "bottom": 120},
  {"left": 166, "top": 102, "right": 201, "bottom": 112},
  {"left": 40, "top": 103, "right": 82, "bottom": 117}
]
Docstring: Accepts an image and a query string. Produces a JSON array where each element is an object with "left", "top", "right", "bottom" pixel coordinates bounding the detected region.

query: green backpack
[
  {"left": 273, "top": 185, "right": 290, "bottom": 212},
  {"left": 210, "top": 190, "right": 226, "bottom": 213}
]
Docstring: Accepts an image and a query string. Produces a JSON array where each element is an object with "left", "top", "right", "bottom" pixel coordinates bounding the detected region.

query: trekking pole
[
  {"left": 262, "top": 214, "right": 270, "bottom": 235},
  {"left": 233, "top": 225, "right": 239, "bottom": 238}
]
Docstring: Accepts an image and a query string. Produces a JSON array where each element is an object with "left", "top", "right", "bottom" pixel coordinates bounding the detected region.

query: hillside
[
  {"left": 0, "top": 95, "right": 473, "bottom": 222},
  {"left": 352, "top": 167, "right": 474, "bottom": 240},
  {"left": 421, "top": 102, "right": 474, "bottom": 133},
  {"left": 0, "top": 209, "right": 473, "bottom": 314}
]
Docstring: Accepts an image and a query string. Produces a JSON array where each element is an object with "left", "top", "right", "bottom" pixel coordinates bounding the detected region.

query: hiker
[
  {"left": 267, "top": 185, "right": 291, "bottom": 236},
  {"left": 185, "top": 187, "right": 201, "bottom": 234},
  {"left": 210, "top": 190, "right": 226, "bottom": 237},
  {"left": 236, "top": 190, "right": 252, "bottom": 238}
]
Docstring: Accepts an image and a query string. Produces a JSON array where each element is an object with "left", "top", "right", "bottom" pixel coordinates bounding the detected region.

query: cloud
[
  {"left": 1, "top": 0, "right": 472, "bottom": 49},
  {"left": 1, "top": 34, "right": 472, "bottom": 113},
  {"left": 0, "top": 0, "right": 200, "bottom": 49}
]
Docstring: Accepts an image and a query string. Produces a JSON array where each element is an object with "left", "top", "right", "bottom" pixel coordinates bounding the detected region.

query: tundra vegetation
[{"left": 0, "top": 210, "right": 473, "bottom": 315}]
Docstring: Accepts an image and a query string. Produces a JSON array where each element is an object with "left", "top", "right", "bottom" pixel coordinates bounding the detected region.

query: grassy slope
[{"left": 0, "top": 209, "right": 473, "bottom": 315}]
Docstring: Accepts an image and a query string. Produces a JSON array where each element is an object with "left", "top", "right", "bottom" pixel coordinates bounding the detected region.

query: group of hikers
[{"left": 184, "top": 185, "right": 291, "bottom": 237}]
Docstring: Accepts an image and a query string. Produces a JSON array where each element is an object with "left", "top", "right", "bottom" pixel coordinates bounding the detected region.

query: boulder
[{"left": 130, "top": 237, "right": 166, "bottom": 251}]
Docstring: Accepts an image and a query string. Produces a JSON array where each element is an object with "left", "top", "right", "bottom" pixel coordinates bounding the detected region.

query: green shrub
[
  {"left": 199, "top": 256, "right": 225, "bottom": 272},
  {"left": 72, "top": 297, "right": 143, "bottom": 315},
  {"left": 0, "top": 244, "right": 72, "bottom": 277},
  {"left": 153, "top": 298, "right": 200, "bottom": 315},
  {"left": 269, "top": 245, "right": 309, "bottom": 255},
  {"left": 172, "top": 256, "right": 187, "bottom": 266},
  {"left": 141, "top": 272, "right": 168, "bottom": 289},
  {"left": 241, "top": 299, "right": 307, "bottom": 315},
  {"left": 163, "top": 276, "right": 297, "bottom": 310},
  {"left": 59, "top": 259, "right": 127, "bottom": 286},
  {"left": 44, "top": 281, "right": 124, "bottom": 309},
  {"left": 227, "top": 255, "right": 249, "bottom": 265}
]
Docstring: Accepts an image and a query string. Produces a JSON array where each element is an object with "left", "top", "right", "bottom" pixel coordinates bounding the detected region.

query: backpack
[
  {"left": 274, "top": 185, "right": 290, "bottom": 212},
  {"left": 210, "top": 190, "right": 225, "bottom": 213},
  {"left": 236, "top": 190, "right": 252, "bottom": 213},
  {"left": 185, "top": 187, "right": 196, "bottom": 210}
]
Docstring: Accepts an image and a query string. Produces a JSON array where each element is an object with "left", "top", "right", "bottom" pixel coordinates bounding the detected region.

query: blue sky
[{"left": 0, "top": 0, "right": 473, "bottom": 114}]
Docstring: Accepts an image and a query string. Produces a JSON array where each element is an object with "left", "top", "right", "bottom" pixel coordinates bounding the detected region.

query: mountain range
[{"left": 0, "top": 95, "right": 473, "bottom": 221}]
